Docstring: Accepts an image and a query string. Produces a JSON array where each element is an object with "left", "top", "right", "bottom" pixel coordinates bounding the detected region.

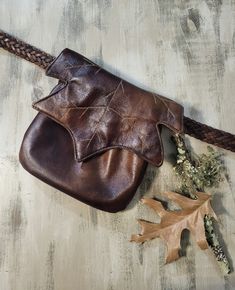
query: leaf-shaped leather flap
[{"left": 33, "top": 49, "right": 184, "bottom": 166}]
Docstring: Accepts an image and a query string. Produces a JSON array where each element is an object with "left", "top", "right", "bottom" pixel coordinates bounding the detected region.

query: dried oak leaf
[{"left": 130, "top": 191, "right": 218, "bottom": 263}]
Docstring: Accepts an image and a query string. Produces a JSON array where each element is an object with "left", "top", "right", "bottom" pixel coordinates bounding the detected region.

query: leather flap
[{"left": 33, "top": 48, "right": 184, "bottom": 166}]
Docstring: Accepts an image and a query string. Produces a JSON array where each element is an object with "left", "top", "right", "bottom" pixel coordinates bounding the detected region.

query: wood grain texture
[{"left": 0, "top": 0, "right": 235, "bottom": 289}]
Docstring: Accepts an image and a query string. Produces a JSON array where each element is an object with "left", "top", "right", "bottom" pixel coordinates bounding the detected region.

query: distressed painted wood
[{"left": 0, "top": 1, "right": 235, "bottom": 289}]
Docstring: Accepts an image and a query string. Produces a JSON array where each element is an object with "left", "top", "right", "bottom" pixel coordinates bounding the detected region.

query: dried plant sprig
[
  {"left": 172, "top": 134, "right": 224, "bottom": 194},
  {"left": 204, "top": 215, "right": 230, "bottom": 274},
  {"left": 172, "top": 134, "right": 231, "bottom": 275}
]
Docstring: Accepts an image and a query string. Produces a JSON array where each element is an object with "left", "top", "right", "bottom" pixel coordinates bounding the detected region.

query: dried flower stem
[
  {"left": 204, "top": 215, "right": 230, "bottom": 274},
  {"left": 172, "top": 134, "right": 231, "bottom": 275}
]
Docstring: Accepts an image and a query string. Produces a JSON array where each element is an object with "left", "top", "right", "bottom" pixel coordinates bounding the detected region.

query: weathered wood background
[{"left": 0, "top": 0, "right": 235, "bottom": 289}]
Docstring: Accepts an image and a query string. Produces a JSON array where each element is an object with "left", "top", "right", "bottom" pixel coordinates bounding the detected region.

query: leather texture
[
  {"left": 33, "top": 49, "right": 184, "bottom": 167},
  {"left": 20, "top": 48, "right": 184, "bottom": 212},
  {"left": 19, "top": 112, "right": 147, "bottom": 212}
]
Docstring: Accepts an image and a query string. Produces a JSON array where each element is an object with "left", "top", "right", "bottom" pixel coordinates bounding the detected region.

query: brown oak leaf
[{"left": 130, "top": 191, "right": 218, "bottom": 263}]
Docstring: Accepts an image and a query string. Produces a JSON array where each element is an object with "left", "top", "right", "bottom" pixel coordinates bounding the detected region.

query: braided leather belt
[{"left": 1, "top": 29, "right": 235, "bottom": 153}]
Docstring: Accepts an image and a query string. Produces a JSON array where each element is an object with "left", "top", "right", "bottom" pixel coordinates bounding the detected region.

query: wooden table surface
[{"left": 0, "top": 1, "right": 235, "bottom": 289}]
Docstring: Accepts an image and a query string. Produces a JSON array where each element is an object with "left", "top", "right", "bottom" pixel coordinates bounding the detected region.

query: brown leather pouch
[{"left": 19, "top": 48, "right": 184, "bottom": 212}]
